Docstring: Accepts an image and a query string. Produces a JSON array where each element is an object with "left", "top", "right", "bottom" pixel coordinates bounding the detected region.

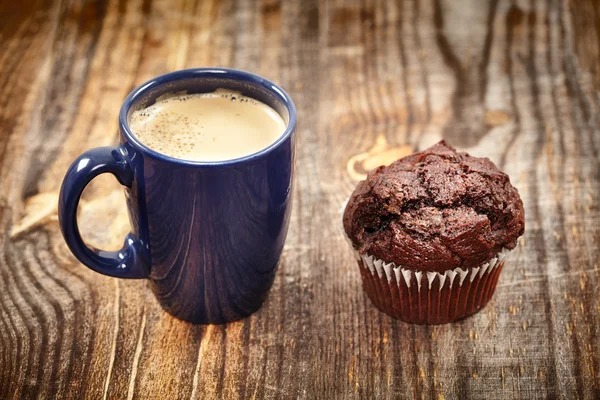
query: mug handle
[{"left": 58, "top": 146, "right": 149, "bottom": 279}]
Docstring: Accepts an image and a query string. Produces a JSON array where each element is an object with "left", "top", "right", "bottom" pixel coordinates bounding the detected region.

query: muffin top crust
[{"left": 343, "top": 140, "right": 525, "bottom": 272}]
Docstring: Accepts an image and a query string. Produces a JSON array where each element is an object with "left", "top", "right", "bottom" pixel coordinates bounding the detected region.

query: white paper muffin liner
[
  {"left": 358, "top": 249, "right": 509, "bottom": 293},
  {"left": 354, "top": 247, "right": 509, "bottom": 324}
]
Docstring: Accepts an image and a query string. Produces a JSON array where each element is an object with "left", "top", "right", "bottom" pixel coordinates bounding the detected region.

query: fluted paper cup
[{"left": 354, "top": 249, "right": 508, "bottom": 324}]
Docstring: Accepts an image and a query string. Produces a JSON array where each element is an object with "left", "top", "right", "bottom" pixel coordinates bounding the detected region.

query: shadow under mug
[{"left": 58, "top": 68, "right": 297, "bottom": 324}]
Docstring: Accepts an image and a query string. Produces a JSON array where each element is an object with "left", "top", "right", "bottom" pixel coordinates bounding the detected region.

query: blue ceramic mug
[{"left": 58, "top": 68, "right": 296, "bottom": 324}]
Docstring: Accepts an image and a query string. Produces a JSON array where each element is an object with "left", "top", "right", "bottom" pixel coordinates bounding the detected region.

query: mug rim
[{"left": 119, "top": 67, "right": 297, "bottom": 167}]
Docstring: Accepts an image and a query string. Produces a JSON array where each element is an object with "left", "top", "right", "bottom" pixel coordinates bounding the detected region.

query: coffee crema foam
[{"left": 129, "top": 88, "right": 286, "bottom": 161}]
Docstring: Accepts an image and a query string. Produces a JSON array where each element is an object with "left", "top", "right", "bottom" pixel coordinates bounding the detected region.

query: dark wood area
[{"left": 1, "top": 0, "right": 599, "bottom": 398}]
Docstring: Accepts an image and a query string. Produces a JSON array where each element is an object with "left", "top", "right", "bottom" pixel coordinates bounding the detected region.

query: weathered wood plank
[{"left": 1, "top": 0, "right": 599, "bottom": 398}]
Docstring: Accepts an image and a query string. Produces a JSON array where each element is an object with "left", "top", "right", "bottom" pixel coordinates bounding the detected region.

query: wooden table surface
[{"left": 1, "top": 0, "right": 600, "bottom": 398}]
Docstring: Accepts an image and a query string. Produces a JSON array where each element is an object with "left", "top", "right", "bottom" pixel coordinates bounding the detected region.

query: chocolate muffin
[{"left": 343, "top": 140, "right": 524, "bottom": 324}]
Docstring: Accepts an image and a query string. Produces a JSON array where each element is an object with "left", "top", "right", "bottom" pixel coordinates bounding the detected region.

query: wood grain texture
[{"left": 1, "top": 0, "right": 599, "bottom": 398}]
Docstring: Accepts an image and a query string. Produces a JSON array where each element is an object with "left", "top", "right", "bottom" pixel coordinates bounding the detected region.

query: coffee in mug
[{"left": 129, "top": 89, "right": 286, "bottom": 161}]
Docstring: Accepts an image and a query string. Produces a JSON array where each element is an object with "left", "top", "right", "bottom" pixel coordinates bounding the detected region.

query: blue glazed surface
[{"left": 59, "top": 68, "right": 296, "bottom": 324}]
